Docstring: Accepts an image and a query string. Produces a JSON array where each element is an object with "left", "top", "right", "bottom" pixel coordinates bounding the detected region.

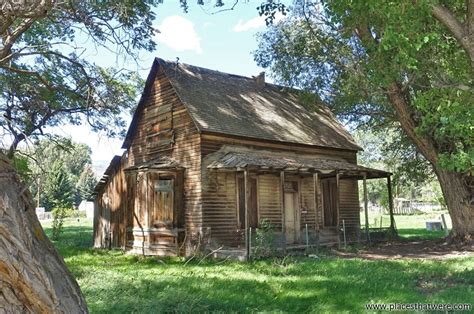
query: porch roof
[{"left": 207, "top": 150, "right": 390, "bottom": 179}]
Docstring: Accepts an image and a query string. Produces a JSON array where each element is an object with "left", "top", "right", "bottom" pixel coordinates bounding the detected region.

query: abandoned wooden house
[{"left": 93, "top": 57, "right": 395, "bottom": 257}]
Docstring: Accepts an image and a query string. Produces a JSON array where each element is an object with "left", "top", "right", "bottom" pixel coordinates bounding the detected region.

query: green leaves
[
  {"left": 43, "top": 160, "right": 76, "bottom": 210},
  {"left": 414, "top": 88, "right": 473, "bottom": 172},
  {"left": 255, "top": 0, "right": 473, "bottom": 173}
]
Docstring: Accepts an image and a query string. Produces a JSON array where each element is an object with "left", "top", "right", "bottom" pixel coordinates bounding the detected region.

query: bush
[
  {"left": 51, "top": 207, "right": 72, "bottom": 240},
  {"left": 252, "top": 219, "right": 277, "bottom": 259}
]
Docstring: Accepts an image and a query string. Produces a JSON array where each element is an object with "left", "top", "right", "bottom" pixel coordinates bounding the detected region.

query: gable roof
[{"left": 123, "top": 58, "right": 361, "bottom": 151}]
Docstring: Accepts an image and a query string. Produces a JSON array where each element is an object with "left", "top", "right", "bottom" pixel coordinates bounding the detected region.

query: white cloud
[
  {"left": 155, "top": 15, "right": 202, "bottom": 54},
  {"left": 232, "top": 13, "right": 285, "bottom": 32}
]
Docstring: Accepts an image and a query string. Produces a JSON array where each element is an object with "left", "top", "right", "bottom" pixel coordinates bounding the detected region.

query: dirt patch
[{"left": 334, "top": 239, "right": 474, "bottom": 260}]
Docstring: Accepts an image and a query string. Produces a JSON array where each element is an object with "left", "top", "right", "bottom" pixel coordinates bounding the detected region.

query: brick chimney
[{"left": 254, "top": 72, "right": 265, "bottom": 89}]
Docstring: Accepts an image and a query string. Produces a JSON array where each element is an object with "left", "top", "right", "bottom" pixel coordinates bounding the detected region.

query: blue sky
[{"left": 46, "top": 1, "right": 289, "bottom": 174}]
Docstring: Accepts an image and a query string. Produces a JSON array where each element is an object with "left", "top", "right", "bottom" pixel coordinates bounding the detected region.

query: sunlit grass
[
  {"left": 359, "top": 212, "right": 452, "bottom": 241},
  {"left": 42, "top": 218, "right": 473, "bottom": 313}
]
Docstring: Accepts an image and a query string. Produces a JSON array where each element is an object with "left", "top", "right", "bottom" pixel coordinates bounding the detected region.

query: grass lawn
[
  {"left": 42, "top": 218, "right": 473, "bottom": 313},
  {"left": 361, "top": 211, "right": 452, "bottom": 240}
]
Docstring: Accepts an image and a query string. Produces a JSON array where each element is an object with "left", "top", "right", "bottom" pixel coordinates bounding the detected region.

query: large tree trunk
[
  {"left": 0, "top": 152, "right": 88, "bottom": 312},
  {"left": 435, "top": 168, "right": 474, "bottom": 238},
  {"left": 386, "top": 83, "right": 474, "bottom": 239}
]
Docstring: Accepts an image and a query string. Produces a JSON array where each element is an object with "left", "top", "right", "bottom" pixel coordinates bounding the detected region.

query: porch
[{"left": 205, "top": 148, "right": 395, "bottom": 260}]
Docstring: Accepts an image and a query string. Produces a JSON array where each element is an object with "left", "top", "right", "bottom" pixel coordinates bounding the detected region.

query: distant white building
[
  {"left": 78, "top": 201, "right": 94, "bottom": 219},
  {"left": 35, "top": 207, "right": 52, "bottom": 220}
]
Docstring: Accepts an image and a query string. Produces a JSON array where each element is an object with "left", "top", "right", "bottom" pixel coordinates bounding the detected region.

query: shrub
[
  {"left": 51, "top": 207, "right": 71, "bottom": 240},
  {"left": 252, "top": 219, "right": 277, "bottom": 259}
]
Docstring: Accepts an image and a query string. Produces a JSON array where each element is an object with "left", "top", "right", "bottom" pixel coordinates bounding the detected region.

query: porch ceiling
[{"left": 206, "top": 150, "right": 390, "bottom": 179}]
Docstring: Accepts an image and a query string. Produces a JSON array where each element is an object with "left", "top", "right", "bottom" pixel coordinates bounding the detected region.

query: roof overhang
[
  {"left": 206, "top": 150, "right": 390, "bottom": 179},
  {"left": 93, "top": 155, "right": 122, "bottom": 195}
]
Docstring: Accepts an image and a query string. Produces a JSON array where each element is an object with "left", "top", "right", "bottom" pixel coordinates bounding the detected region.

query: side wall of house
[
  {"left": 201, "top": 134, "right": 361, "bottom": 246},
  {"left": 93, "top": 155, "right": 128, "bottom": 249},
  {"left": 94, "top": 66, "right": 202, "bottom": 255}
]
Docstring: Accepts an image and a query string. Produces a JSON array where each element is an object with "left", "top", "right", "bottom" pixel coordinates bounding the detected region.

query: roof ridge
[{"left": 155, "top": 57, "right": 294, "bottom": 91}]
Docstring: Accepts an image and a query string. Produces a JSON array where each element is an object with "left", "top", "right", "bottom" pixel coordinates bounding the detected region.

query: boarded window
[
  {"left": 146, "top": 102, "right": 174, "bottom": 155},
  {"left": 237, "top": 177, "right": 258, "bottom": 229},
  {"left": 151, "top": 178, "right": 174, "bottom": 228}
]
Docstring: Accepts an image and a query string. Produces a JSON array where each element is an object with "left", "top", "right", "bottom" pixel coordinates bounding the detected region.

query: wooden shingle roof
[{"left": 123, "top": 58, "right": 361, "bottom": 151}]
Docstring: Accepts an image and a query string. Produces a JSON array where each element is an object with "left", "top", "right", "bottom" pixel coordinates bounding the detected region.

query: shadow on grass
[{"left": 46, "top": 223, "right": 473, "bottom": 313}]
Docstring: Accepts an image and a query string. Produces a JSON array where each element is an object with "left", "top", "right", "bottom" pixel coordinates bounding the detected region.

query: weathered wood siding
[
  {"left": 93, "top": 154, "right": 128, "bottom": 249},
  {"left": 257, "top": 174, "right": 282, "bottom": 230},
  {"left": 300, "top": 176, "right": 317, "bottom": 230},
  {"left": 128, "top": 68, "right": 201, "bottom": 255},
  {"left": 95, "top": 65, "right": 202, "bottom": 255},
  {"left": 338, "top": 179, "right": 360, "bottom": 240},
  {"left": 202, "top": 171, "right": 241, "bottom": 246}
]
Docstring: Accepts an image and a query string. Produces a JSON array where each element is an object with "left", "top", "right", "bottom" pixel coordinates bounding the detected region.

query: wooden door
[
  {"left": 322, "top": 179, "right": 337, "bottom": 227},
  {"left": 237, "top": 177, "right": 258, "bottom": 229},
  {"left": 284, "top": 192, "right": 296, "bottom": 244},
  {"left": 151, "top": 178, "right": 174, "bottom": 228}
]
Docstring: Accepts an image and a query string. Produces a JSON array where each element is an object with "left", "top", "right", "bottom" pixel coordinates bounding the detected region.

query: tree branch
[
  {"left": 0, "top": 18, "right": 37, "bottom": 60},
  {"left": 386, "top": 82, "right": 438, "bottom": 164},
  {"left": 432, "top": 4, "right": 474, "bottom": 69}
]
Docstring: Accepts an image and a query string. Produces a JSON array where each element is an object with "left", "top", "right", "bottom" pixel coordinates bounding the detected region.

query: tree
[
  {"left": 27, "top": 137, "right": 93, "bottom": 207},
  {"left": 254, "top": 0, "right": 473, "bottom": 238},
  {"left": 0, "top": 154, "right": 87, "bottom": 312},
  {"left": 77, "top": 165, "right": 97, "bottom": 202},
  {"left": 353, "top": 128, "right": 443, "bottom": 209},
  {"left": 43, "top": 161, "right": 75, "bottom": 210}
]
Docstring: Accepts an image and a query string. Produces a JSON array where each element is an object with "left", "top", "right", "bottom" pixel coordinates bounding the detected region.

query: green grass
[
  {"left": 361, "top": 211, "right": 452, "bottom": 241},
  {"left": 43, "top": 218, "right": 473, "bottom": 313}
]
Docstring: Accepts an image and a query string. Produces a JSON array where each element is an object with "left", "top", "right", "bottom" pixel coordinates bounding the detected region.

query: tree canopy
[
  {"left": 255, "top": 0, "right": 473, "bottom": 236},
  {"left": 255, "top": 0, "right": 472, "bottom": 173},
  {"left": 14, "top": 137, "right": 96, "bottom": 209}
]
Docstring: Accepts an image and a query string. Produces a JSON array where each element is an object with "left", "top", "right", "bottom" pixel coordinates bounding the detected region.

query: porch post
[
  {"left": 336, "top": 171, "right": 340, "bottom": 229},
  {"left": 313, "top": 172, "right": 320, "bottom": 231},
  {"left": 387, "top": 175, "right": 395, "bottom": 233},
  {"left": 244, "top": 169, "right": 249, "bottom": 259},
  {"left": 363, "top": 173, "right": 370, "bottom": 244},
  {"left": 280, "top": 171, "right": 286, "bottom": 250},
  {"left": 145, "top": 172, "right": 150, "bottom": 229}
]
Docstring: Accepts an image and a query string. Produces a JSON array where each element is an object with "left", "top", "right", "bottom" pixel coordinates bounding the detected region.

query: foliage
[
  {"left": 41, "top": 219, "right": 473, "bottom": 313},
  {"left": 353, "top": 128, "right": 443, "bottom": 206},
  {"left": 252, "top": 219, "right": 277, "bottom": 258},
  {"left": 254, "top": 0, "right": 473, "bottom": 174},
  {"left": 43, "top": 161, "right": 75, "bottom": 210},
  {"left": 76, "top": 165, "right": 98, "bottom": 202},
  {"left": 0, "top": 0, "right": 160, "bottom": 149},
  {"left": 25, "top": 137, "right": 94, "bottom": 207},
  {"left": 51, "top": 207, "right": 70, "bottom": 240}
]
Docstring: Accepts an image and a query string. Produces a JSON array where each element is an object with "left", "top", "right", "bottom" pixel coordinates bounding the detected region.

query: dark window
[{"left": 237, "top": 177, "right": 258, "bottom": 229}]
